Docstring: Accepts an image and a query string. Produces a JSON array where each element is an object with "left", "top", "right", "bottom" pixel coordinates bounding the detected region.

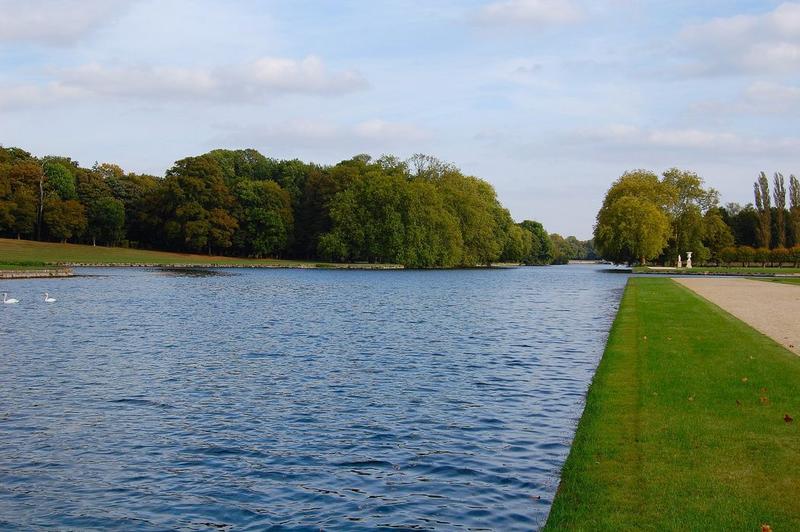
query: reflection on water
[{"left": 0, "top": 265, "right": 626, "bottom": 530}]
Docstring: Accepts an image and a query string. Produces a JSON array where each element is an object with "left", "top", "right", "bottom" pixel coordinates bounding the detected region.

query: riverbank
[
  {"left": 635, "top": 265, "right": 800, "bottom": 276},
  {"left": 0, "top": 268, "right": 73, "bottom": 279},
  {"left": 0, "top": 238, "right": 402, "bottom": 270},
  {"left": 545, "top": 278, "right": 800, "bottom": 530}
]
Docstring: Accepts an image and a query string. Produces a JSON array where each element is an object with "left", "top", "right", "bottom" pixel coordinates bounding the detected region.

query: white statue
[
  {"left": 677, "top": 254, "right": 682, "bottom": 268},
  {"left": 686, "top": 251, "right": 693, "bottom": 269}
]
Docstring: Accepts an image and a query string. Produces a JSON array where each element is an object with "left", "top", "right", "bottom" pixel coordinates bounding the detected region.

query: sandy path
[{"left": 674, "top": 277, "right": 800, "bottom": 355}]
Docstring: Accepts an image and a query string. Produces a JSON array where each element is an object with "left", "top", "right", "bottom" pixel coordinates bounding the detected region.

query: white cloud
[
  {"left": 0, "top": 56, "right": 368, "bottom": 108},
  {"left": 679, "top": 2, "right": 800, "bottom": 75},
  {"left": 573, "top": 124, "right": 800, "bottom": 155},
  {"left": 477, "top": 0, "right": 582, "bottom": 27},
  {"left": 0, "top": 0, "right": 131, "bottom": 45}
]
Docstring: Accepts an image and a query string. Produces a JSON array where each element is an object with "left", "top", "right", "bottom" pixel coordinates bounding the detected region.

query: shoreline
[{"left": 0, "top": 268, "right": 74, "bottom": 280}]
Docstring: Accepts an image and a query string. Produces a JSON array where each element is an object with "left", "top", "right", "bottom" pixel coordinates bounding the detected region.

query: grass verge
[
  {"left": 0, "top": 238, "right": 400, "bottom": 269},
  {"left": 634, "top": 265, "right": 800, "bottom": 275},
  {"left": 545, "top": 278, "right": 800, "bottom": 531}
]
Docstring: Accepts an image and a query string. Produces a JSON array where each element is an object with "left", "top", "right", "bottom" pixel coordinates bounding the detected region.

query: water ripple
[{"left": 0, "top": 265, "right": 627, "bottom": 530}]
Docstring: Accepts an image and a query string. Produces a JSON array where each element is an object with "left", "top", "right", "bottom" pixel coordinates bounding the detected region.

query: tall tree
[
  {"left": 773, "top": 172, "right": 786, "bottom": 247},
  {"left": 754, "top": 172, "right": 772, "bottom": 248},
  {"left": 789, "top": 175, "right": 800, "bottom": 247}
]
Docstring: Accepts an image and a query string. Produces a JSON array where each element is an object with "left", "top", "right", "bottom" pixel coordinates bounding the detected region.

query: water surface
[{"left": 0, "top": 265, "right": 627, "bottom": 530}]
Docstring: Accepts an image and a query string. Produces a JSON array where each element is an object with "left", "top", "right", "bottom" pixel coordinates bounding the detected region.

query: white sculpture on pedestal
[
  {"left": 686, "top": 251, "right": 693, "bottom": 269},
  {"left": 677, "top": 254, "right": 682, "bottom": 268}
]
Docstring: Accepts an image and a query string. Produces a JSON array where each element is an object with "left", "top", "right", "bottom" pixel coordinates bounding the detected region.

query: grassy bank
[
  {"left": 545, "top": 278, "right": 800, "bottom": 531},
  {"left": 0, "top": 238, "right": 400, "bottom": 269},
  {"left": 760, "top": 278, "right": 800, "bottom": 286},
  {"left": 635, "top": 265, "right": 800, "bottom": 275}
]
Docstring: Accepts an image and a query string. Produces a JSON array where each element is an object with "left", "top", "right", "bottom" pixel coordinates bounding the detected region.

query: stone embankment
[{"left": 0, "top": 268, "right": 73, "bottom": 279}]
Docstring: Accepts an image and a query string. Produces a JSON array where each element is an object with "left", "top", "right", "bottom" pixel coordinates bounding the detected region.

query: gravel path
[{"left": 674, "top": 277, "right": 800, "bottom": 355}]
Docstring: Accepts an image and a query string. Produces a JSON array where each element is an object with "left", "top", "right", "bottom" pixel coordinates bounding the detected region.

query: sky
[{"left": 1, "top": 0, "right": 799, "bottom": 238}]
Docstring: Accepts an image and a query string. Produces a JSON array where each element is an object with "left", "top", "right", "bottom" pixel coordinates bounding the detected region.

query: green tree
[
  {"left": 232, "top": 179, "right": 293, "bottom": 257},
  {"left": 519, "top": 220, "right": 553, "bottom": 264},
  {"left": 754, "top": 172, "right": 772, "bottom": 248},
  {"left": 702, "top": 209, "right": 734, "bottom": 264},
  {"left": 595, "top": 195, "right": 670, "bottom": 264},
  {"left": 790, "top": 175, "right": 800, "bottom": 246},
  {"left": 773, "top": 173, "right": 787, "bottom": 248}
]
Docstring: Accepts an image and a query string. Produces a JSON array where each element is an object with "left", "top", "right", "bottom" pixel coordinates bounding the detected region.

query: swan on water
[
  {"left": 43, "top": 293, "right": 56, "bottom": 303},
  {"left": 2, "top": 293, "right": 20, "bottom": 304}
]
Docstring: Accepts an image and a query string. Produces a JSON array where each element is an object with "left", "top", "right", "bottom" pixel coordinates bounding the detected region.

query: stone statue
[
  {"left": 677, "top": 254, "right": 682, "bottom": 268},
  {"left": 686, "top": 252, "right": 693, "bottom": 269}
]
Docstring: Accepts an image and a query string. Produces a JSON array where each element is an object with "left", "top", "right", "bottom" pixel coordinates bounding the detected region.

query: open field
[
  {"left": 0, "top": 238, "right": 401, "bottom": 269},
  {"left": 635, "top": 265, "right": 800, "bottom": 275},
  {"left": 545, "top": 278, "right": 800, "bottom": 531}
]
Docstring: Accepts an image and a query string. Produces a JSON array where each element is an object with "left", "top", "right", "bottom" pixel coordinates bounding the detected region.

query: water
[{"left": 0, "top": 265, "right": 627, "bottom": 530}]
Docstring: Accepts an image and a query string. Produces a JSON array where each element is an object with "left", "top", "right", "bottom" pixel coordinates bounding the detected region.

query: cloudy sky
[{"left": 1, "top": 0, "right": 799, "bottom": 237}]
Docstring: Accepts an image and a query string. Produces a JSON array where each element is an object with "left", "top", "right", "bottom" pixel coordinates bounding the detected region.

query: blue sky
[{"left": 1, "top": 0, "right": 799, "bottom": 237}]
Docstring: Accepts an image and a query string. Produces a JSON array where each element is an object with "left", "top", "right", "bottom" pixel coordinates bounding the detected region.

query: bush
[
  {"left": 770, "top": 247, "right": 789, "bottom": 267},
  {"left": 754, "top": 247, "right": 771, "bottom": 267},
  {"left": 719, "top": 246, "right": 737, "bottom": 266},
  {"left": 790, "top": 246, "right": 800, "bottom": 267},
  {"left": 736, "top": 246, "right": 755, "bottom": 267}
]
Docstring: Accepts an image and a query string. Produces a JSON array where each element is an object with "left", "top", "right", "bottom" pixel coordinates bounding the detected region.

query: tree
[
  {"left": 232, "top": 179, "right": 293, "bottom": 258},
  {"left": 789, "top": 175, "right": 800, "bottom": 247},
  {"left": 159, "top": 155, "right": 236, "bottom": 253},
  {"left": 595, "top": 195, "right": 671, "bottom": 264},
  {"left": 702, "top": 209, "right": 734, "bottom": 264},
  {"left": 87, "top": 197, "right": 125, "bottom": 245},
  {"left": 43, "top": 198, "right": 86, "bottom": 242},
  {"left": 519, "top": 220, "right": 553, "bottom": 265},
  {"left": 754, "top": 172, "right": 772, "bottom": 248},
  {"left": 773, "top": 172, "right": 787, "bottom": 248},
  {"left": 661, "top": 168, "right": 718, "bottom": 263}
]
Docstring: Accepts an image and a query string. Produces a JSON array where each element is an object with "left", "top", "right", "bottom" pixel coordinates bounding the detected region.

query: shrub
[
  {"left": 737, "top": 246, "right": 756, "bottom": 267},
  {"left": 770, "top": 247, "right": 789, "bottom": 267},
  {"left": 754, "top": 247, "right": 771, "bottom": 267},
  {"left": 719, "top": 246, "right": 737, "bottom": 266},
  {"left": 790, "top": 246, "right": 800, "bottom": 267}
]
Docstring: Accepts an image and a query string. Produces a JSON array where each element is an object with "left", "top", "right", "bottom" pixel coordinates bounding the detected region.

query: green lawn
[
  {"left": 635, "top": 265, "right": 800, "bottom": 275},
  {"left": 760, "top": 278, "right": 800, "bottom": 286},
  {"left": 545, "top": 278, "right": 800, "bottom": 531},
  {"left": 0, "top": 238, "right": 386, "bottom": 268}
]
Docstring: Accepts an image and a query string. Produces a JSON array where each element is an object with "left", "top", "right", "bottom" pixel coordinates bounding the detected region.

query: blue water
[{"left": 0, "top": 265, "right": 627, "bottom": 530}]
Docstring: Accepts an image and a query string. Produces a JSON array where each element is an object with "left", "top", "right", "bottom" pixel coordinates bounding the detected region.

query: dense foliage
[
  {"left": 0, "top": 146, "right": 570, "bottom": 268},
  {"left": 594, "top": 168, "right": 800, "bottom": 265}
]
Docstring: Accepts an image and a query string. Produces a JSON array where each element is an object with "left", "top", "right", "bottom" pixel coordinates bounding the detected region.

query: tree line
[
  {"left": 593, "top": 168, "right": 800, "bottom": 265},
  {"left": 0, "top": 146, "right": 592, "bottom": 267}
]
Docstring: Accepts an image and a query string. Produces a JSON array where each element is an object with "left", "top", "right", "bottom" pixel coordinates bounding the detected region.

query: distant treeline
[
  {"left": 0, "top": 146, "right": 592, "bottom": 267},
  {"left": 593, "top": 168, "right": 800, "bottom": 265}
]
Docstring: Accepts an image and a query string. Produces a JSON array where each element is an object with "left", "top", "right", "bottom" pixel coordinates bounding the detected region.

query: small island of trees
[
  {"left": 0, "top": 146, "right": 593, "bottom": 268},
  {"left": 594, "top": 168, "right": 800, "bottom": 267}
]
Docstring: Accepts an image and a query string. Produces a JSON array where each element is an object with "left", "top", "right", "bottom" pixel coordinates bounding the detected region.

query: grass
[
  {"left": 545, "top": 278, "right": 800, "bottom": 531},
  {"left": 759, "top": 278, "right": 800, "bottom": 286},
  {"left": 635, "top": 265, "right": 800, "bottom": 275},
  {"left": 0, "top": 238, "right": 398, "bottom": 269}
]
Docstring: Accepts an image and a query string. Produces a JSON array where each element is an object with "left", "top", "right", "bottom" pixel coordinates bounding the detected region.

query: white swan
[
  {"left": 43, "top": 293, "right": 56, "bottom": 303},
  {"left": 2, "top": 293, "right": 20, "bottom": 304}
]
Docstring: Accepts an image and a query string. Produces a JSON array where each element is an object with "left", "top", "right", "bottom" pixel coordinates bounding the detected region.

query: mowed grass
[
  {"left": 635, "top": 265, "right": 800, "bottom": 275},
  {"left": 760, "top": 278, "right": 800, "bottom": 286},
  {"left": 545, "top": 278, "right": 800, "bottom": 531},
  {"left": 0, "top": 238, "right": 334, "bottom": 268}
]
